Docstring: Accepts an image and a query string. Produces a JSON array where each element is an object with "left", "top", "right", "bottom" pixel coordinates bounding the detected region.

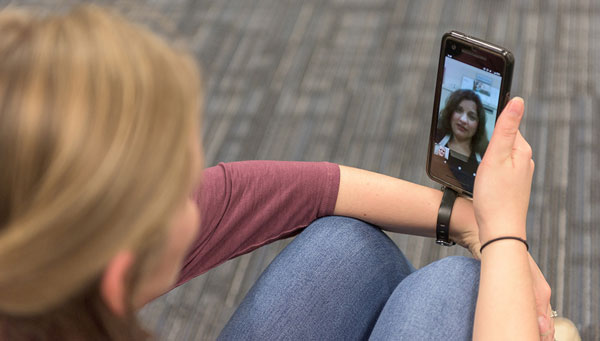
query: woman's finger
[
  {"left": 528, "top": 254, "right": 555, "bottom": 340},
  {"left": 546, "top": 304, "right": 555, "bottom": 341},
  {"left": 513, "top": 130, "right": 533, "bottom": 160},
  {"left": 539, "top": 314, "right": 552, "bottom": 340},
  {"left": 485, "top": 97, "right": 525, "bottom": 160}
]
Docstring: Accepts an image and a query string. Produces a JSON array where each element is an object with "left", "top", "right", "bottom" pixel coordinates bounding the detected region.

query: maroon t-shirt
[{"left": 176, "top": 161, "right": 340, "bottom": 286}]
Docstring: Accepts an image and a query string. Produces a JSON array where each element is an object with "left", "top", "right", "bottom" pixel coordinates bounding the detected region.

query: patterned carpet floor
[{"left": 3, "top": 0, "right": 599, "bottom": 339}]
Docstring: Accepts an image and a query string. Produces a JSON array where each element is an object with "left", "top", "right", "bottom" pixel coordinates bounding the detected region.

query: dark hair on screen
[{"left": 437, "top": 89, "right": 488, "bottom": 156}]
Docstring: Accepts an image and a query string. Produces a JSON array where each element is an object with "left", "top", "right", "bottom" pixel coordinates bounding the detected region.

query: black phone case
[{"left": 426, "top": 31, "right": 514, "bottom": 197}]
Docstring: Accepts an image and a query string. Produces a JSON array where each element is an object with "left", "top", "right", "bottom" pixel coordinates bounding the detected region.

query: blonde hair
[{"left": 0, "top": 4, "right": 201, "bottom": 338}]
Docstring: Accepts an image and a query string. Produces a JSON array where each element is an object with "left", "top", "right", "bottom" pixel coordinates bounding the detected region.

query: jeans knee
[
  {"left": 290, "top": 216, "right": 411, "bottom": 284},
  {"left": 419, "top": 256, "right": 480, "bottom": 290},
  {"left": 222, "top": 217, "right": 414, "bottom": 340},
  {"left": 300, "top": 216, "right": 397, "bottom": 259},
  {"left": 434, "top": 256, "right": 480, "bottom": 274},
  {"left": 381, "top": 256, "right": 480, "bottom": 317},
  {"left": 370, "top": 256, "right": 480, "bottom": 340}
]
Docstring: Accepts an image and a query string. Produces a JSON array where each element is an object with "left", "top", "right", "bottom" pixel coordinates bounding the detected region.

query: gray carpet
[{"left": 4, "top": 0, "right": 598, "bottom": 339}]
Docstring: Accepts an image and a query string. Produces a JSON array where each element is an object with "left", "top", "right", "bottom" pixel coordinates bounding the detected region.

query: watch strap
[{"left": 436, "top": 187, "right": 457, "bottom": 246}]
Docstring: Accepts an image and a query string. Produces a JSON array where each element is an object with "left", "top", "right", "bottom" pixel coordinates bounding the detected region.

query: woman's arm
[
  {"left": 334, "top": 166, "right": 481, "bottom": 256},
  {"left": 177, "top": 161, "right": 339, "bottom": 285},
  {"left": 334, "top": 98, "right": 551, "bottom": 339},
  {"left": 471, "top": 98, "right": 541, "bottom": 340},
  {"left": 474, "top": 240, "right": 537, "bottom": 339}
]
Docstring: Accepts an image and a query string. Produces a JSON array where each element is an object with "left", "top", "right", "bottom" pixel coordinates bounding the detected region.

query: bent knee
[
  {"left": 419, "top": 256, "right": 480, "bottom": 287},
  {"left": 292, "top": 216, "right": 404, "bottom": 274},
  {"left": 433, "top": 255, "right": 480, "bottom": 272},
  {"left": 300, "top": 216, "right": 393, "bottom": 251}
]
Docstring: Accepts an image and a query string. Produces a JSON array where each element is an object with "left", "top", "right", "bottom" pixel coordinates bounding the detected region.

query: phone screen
[{"left": 428, "top": 34, "right": 512, "bottom": 195}]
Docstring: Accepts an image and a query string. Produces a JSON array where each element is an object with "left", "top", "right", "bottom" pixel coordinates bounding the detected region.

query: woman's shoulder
[{"left": 436, "top": 132, "right": 451, "bottom": 145}]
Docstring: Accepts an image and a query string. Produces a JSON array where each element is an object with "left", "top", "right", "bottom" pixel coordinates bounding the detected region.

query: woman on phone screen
[{"left": 435, "top": 89, "right": 488, "bottom": 166}]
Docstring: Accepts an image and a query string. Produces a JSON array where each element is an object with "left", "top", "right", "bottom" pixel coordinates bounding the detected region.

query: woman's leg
[
  {"left": 369, "top": 256, "right": 480, "bottom": 340},
  {"left": 219, "top": 216, "right": 415, "bottom": 340}
]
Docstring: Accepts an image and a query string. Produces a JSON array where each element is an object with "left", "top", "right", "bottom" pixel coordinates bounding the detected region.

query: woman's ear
[{"left": 100, "top": 250, "right": 135, "bottom": 316}]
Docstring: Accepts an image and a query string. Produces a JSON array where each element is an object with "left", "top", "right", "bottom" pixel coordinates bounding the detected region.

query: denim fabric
[
  {"left": 369, "top": 256, "right": 480, "bottom": 340},
  {"left": 218, "top": 216, "right": 480, "bottom": 340}
]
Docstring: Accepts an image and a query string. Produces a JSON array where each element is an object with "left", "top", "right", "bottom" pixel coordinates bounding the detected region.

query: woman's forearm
[
  {"left": 333, "top": 165, "right": 476, "bottom": 238},
  {"left": 473, "top": 240, "right": 538, "bottom": 340}
]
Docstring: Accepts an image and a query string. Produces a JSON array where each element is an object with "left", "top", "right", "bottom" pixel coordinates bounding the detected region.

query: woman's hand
[
  {"left": 473, "top": 97, "right": 534, "bottom": 244},
  {"left": 449, "top": 197, "right": 482, "bottom": 259},
  {"left": 472, "top": 97, "right": 545, "bottom": 340},
  {"left": 529, "top": 254, "right": 555, "bottom": 340}
]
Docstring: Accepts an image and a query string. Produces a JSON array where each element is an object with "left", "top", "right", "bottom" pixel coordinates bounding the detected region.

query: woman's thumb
[{"left": 485, "top": 97, "right": 525, "bottom": 158}]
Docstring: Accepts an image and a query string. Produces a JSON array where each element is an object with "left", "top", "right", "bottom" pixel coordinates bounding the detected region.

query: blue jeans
[{"left": 218, "top": 216, "right": 480, "bottom": 340}]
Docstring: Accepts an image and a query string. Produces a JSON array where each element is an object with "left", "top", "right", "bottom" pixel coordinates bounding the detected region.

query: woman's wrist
[
  {"left": 479, "top": 237, "right": 529, "bottom": 256},
  {"left": 448, "top": 197, "right": 476, "bottom": 241},
  {"left": 478, "top": 221, "right": 527, "bottom": 245},
  {"left": 480, "top": 236, "right": 528, "bottom": 254}
]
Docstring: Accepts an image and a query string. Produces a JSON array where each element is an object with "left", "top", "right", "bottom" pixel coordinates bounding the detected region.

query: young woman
[
  {"left": 435, "top": 89, "right": 488, "bottom": 164},
  {"left": 0, "top": 5, "right": 555, "bottom": 340}
]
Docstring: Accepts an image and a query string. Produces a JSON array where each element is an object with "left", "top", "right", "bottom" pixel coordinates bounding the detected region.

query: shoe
[{"left": 554, "top": 317, "right": 581, "bottom": 341}]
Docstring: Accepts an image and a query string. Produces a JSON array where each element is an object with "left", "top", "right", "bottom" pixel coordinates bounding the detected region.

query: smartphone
[{"left": 426, "top": 31, "right": 514, "bottom": 197}]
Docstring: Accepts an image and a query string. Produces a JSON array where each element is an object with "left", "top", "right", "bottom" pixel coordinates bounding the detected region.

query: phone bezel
[{"left": 426, "top": 31, "right": 514, "bottom": 197}]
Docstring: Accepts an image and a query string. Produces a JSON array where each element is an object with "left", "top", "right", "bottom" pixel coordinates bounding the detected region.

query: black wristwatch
[{"left": 435, "top": 187, "right": 458, "bottom": 246}]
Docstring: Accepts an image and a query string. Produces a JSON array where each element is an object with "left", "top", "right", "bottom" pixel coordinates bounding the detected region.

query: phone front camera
[{"left": 451, "top": 44, "right": 456, "bottom": 50}]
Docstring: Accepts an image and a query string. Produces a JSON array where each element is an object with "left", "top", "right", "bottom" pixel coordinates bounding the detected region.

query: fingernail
[{"left": 507, "top": 97, "right": 524, "bottom": 114}]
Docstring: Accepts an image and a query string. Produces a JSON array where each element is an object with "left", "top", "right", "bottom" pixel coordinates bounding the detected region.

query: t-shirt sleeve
[{"left": 176, "top": 160, "right": 340, "bottom": 286}]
